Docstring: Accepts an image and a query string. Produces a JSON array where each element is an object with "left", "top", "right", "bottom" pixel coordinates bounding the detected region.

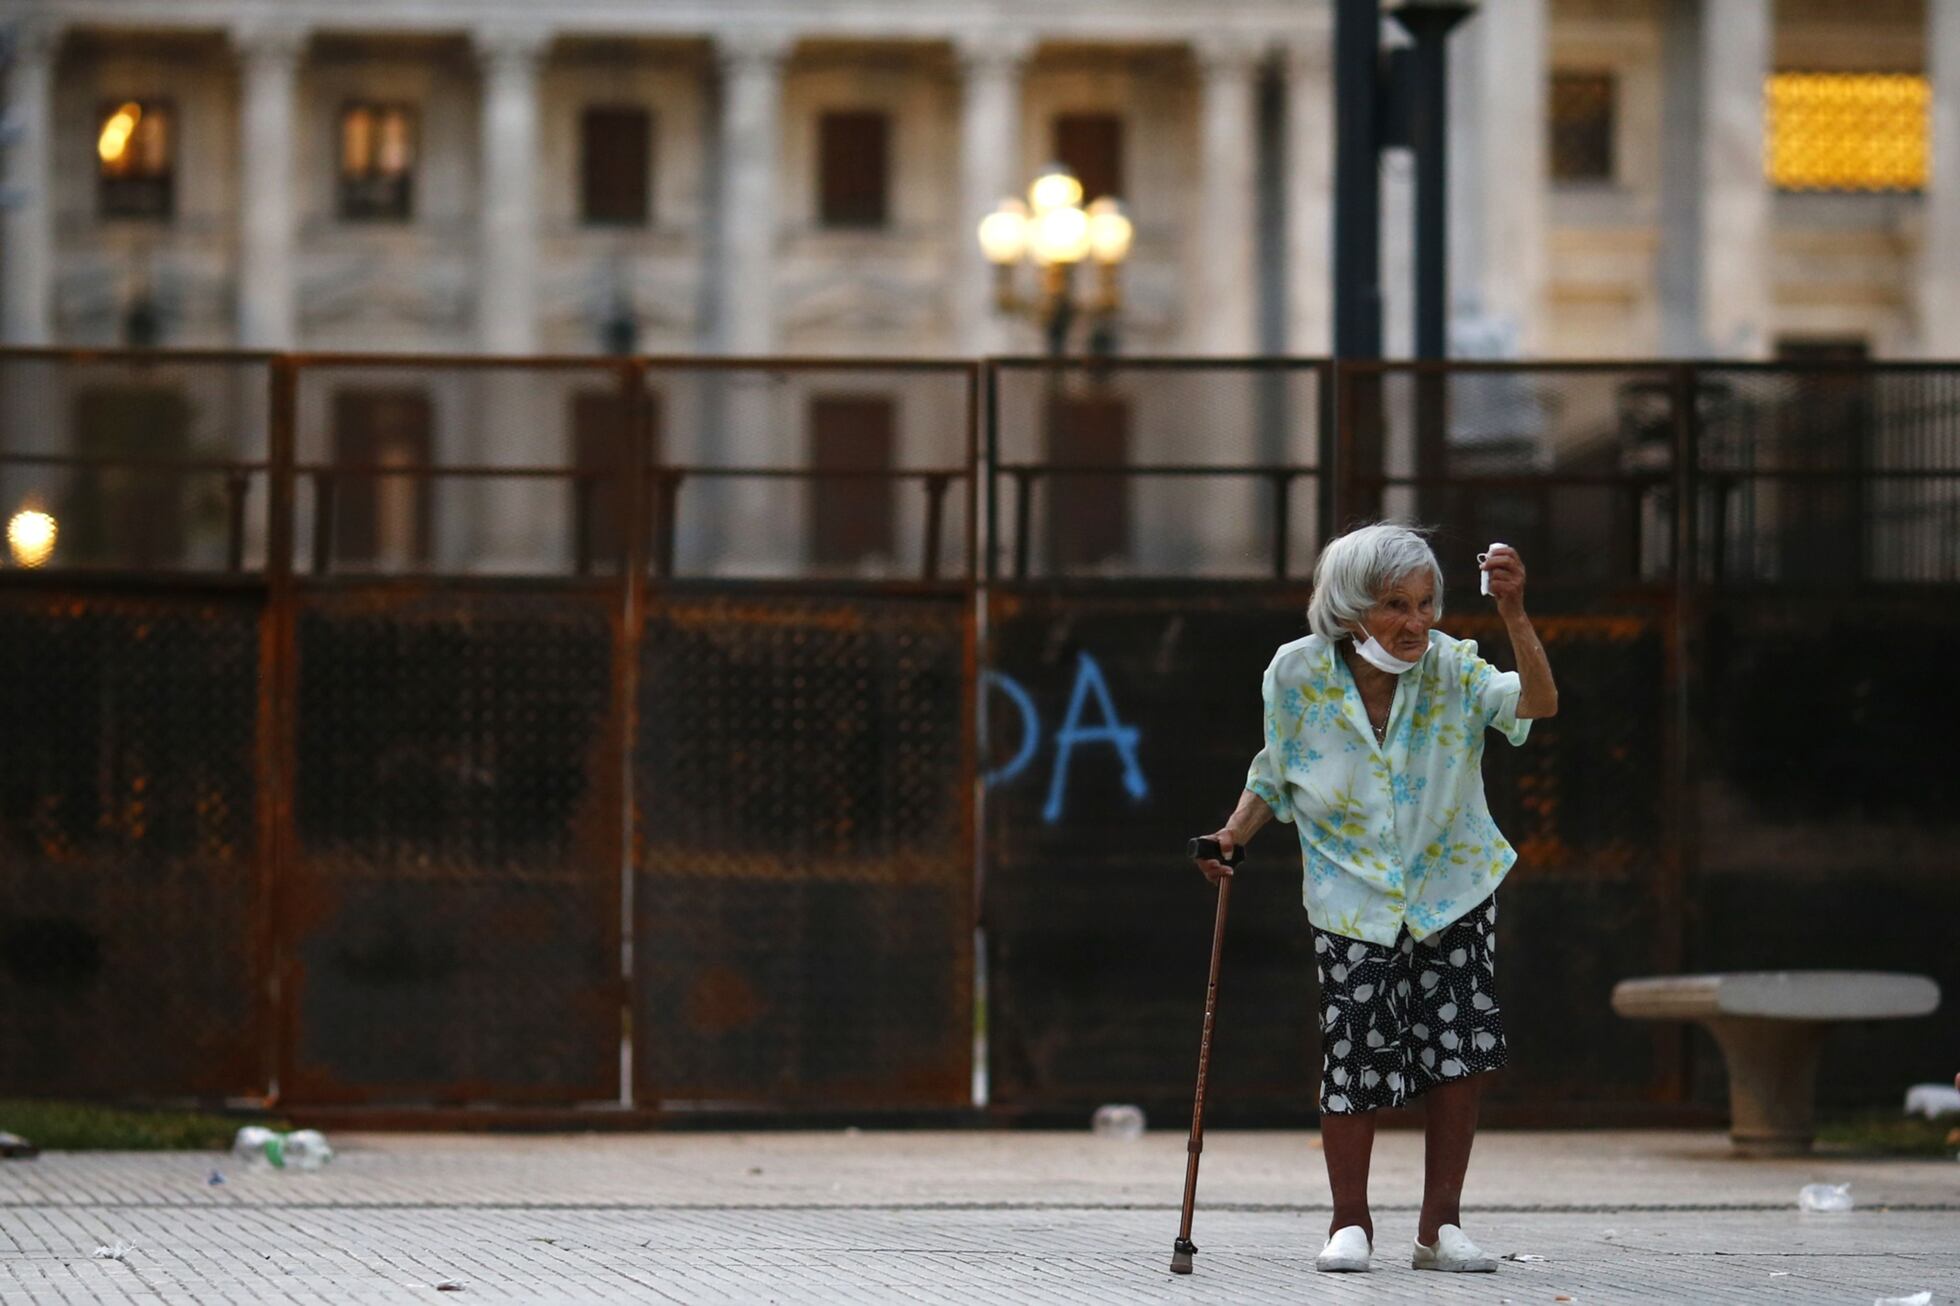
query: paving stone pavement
[{"left": 2, "top": 1131, "right": 1956, "bottom": 1304}]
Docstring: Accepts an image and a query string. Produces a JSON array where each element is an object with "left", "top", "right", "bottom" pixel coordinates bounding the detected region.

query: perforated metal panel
[
  {"left": 634, "top": 592, "right": 972, "bottom": 1108},
  {"left": 282, "top": 587, "right": 623, "bottom": 1104},
  {"left": 0, "top": 587, "right": 265, "bottom": 1099},
  {"left": 980, "top": 592, "right": 1322, "bottom": 1120}
]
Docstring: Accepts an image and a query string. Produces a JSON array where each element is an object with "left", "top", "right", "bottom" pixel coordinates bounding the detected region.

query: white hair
[{"left": 1306, "top": 522, "right": 1445, "bottom": 642}]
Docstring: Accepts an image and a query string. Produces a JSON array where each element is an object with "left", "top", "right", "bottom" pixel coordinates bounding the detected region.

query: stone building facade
[
  {"left": 5, "top": 0, "right": 1954, "bottom": 362},
  {"left": 0, "top": 0, "right": 1954, "bottom": 578}
]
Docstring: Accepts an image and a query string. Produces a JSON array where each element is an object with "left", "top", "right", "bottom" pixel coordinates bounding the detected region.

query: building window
[
  {"left": 1549, "top": 72, "right": 1615, "bottom": 183},
  {"left": 66, "top": 386, "right": 190, "bottom": 565},
  {"left": 808, "top": 396, "right": 895, "bottom": 566},
  {"left": 332, "top": 390, "right": 432, "bottom": 568},
  {"left": 570, "top": 389, "right": 663, "bottom": 570},
  {"left": 817, "top": 111, "right": 890, "bottom": 229},
  {"left": 1045, "top": 396, "right": 1129, "bottom": 570},
  {"left": 338, "top": 103, "right": 417, "bottom": 221},
  {"left": 1767, "top": 72, "right": 1928, "bottom": 192},
  {"left": 581, "top": 106, "right": 653, "bottom": 226},
  {"left": 96, "top": 100, "right": 174, "bottom": 219},
  {"left": 1053, "top": 114, "right": 1124, "bottom": 202}
]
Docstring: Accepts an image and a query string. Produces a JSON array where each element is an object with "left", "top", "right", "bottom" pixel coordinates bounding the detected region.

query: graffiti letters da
[{"left": 983, "top": 651, "right": 1148, "bottom": 823}]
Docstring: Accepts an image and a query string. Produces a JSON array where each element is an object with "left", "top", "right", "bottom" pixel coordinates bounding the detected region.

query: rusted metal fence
[
  {"left": 1, "top": 348, "right": 1953, "bottom": 1120},
  {"left": 0, "top": 351, "right": 978, "bottom": 1113}
]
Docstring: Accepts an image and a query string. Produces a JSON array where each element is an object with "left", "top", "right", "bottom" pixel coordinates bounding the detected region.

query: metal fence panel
[
  {"left": 1337, "top": 363, "right": 1682, "bottom": 586},
  {"left": 1441, "top": 603, "right": 1673, "bottom": 1104},
  {"left": 0, "top": 353, "right": 272, "bottom": 574},
  {"left": 4, "top": 347, "right": 1957, "bottom": 1122},
  {"left": 979, "top": 589, "right": 1676, "bottom": 1116},
  {"left": 981, "top": 591, "right": 1321, "bottom": 1119},
  {"left": 1690, "top": 592, "right": 1960, "bottom": 1109},
  {"left": 1695, "top": 365, "right": 1960, "bottom": 583},
  {"left": 988, "top": 360, "right": 1326, "bottom": 581},
  {"left": 0, "top": 586, "right": 265, "bottom": 1099},
  {"left": 281, "top": 586, "right": 623, "bottom": 1105},
  {"left": 635, "top": 591, "right": 973, "bottom": 1108}
]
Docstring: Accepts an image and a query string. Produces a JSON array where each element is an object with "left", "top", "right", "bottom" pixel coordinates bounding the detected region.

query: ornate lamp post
[{"left": 976, "top": 164, "right": 1133, "bottom": 356}]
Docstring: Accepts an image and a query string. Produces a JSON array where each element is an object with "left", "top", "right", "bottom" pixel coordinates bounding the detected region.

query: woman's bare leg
[
  {"left": 1417, "top": 1075, "right": 1484, "bottom": 1244},
  {"left": 1320, "top": 1109, "right": 1378, "bottom": 1240}
]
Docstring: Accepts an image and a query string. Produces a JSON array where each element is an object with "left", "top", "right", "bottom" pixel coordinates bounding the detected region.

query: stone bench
[{"left": 1611, "top": 971, "right": 1941, "bottom": 1156}]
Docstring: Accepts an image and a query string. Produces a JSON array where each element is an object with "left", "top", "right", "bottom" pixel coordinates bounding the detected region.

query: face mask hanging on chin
[{"left": 1353, "top": 631, "right": 1421, "bottom": 676}]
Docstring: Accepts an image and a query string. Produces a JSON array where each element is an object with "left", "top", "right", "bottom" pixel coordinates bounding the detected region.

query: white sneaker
[
  {"left": 1315, "top": 1225, "right": 1372, "bottom": 1273},
  {"left": 1412, "top": 1223, "right": 1498, "bottom": 1272}
]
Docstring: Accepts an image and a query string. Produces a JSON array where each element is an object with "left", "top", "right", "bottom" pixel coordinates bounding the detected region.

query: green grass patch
[
  {"left": 1816, "top": 1111, "right": 1959, "bottom": 1159},
  {"left": 0, "top": 1100, "right": 286, "bottom": 1152}
]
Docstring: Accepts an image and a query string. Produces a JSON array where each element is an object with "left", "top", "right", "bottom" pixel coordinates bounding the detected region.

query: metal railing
[{"left": 2, "top": 346, "right": 1955, "bottom": 1120}]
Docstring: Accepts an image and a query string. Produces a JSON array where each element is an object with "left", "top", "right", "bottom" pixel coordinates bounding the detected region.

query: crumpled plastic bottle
[
  {"left": 231, "top": 1126, "right": 277, "bottom": 1166},
  {"left": 1091, "top": 1104, "right": 1146, "bottom": 1140},
  {"left": 230, "top": 1126, "right": 334, "bottom": 1171},
  {"left": 1796, "top": 1182, "right": 1853, "bottom": 1212},
  {"left": 282, "top": 1130, "right": 334, "bottom": 1171}
]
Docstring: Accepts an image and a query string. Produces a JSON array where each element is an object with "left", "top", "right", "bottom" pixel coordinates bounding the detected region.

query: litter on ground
[{"left": 1798, "top": 1182, "right": 1854, "bottom": 1212}]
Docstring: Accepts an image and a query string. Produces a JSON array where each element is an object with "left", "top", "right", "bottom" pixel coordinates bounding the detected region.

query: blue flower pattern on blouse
[{"left": 1244, "top": 630, "right": 1533, "bottom": 944}]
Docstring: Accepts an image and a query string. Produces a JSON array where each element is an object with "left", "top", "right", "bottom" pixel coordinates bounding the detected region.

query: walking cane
[{"left": 1169, "top": 834, "right": 1243, "bottom": 1276}]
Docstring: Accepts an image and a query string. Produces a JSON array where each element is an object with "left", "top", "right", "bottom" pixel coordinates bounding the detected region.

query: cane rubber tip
[{"left": 1169, "top": 1250, "right": 1193, "bottom": 1275}]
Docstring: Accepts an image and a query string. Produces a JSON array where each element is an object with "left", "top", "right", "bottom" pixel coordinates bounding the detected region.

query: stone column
[
  {"left": 474, "top": 25, "right": 548, "bottom": 355},
  {"left": 956, "top": 33, "right": 1031, "bottom": 356},
  {"left": 714, "top": 32, "right": 790, "bottom": 355},
  {"left": 1, "top": 20, "right": 58, "bottom": 345},
  {"left": 1699, "top": 0, "right": 1771, "bottom": 358},
  {"left": 1191, "top": 36, "right": 1265, "bottom": 356},
  {"left": 1283, "top": 29, "right": 1334, "bottom": 356},
  {"left": 710, "top": 34, "right": 792, "bottom": 572},
  {"left": 1454, "top": 0, "right": 1546, "bottom": 355},
  {"left": 1922, "top": 0, "right": 1960, "bottom": 355},
  {"left": 471, "top": 27, "right": 550, "bottom": 570},
  {"left": 233, "top": 22, "right": 306, "bottom": 349}
]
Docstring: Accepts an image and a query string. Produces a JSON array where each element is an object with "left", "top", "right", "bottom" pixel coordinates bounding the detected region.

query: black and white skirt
[{"left": 1310, "top": 895, "right": 1507, "bottom": 1115}]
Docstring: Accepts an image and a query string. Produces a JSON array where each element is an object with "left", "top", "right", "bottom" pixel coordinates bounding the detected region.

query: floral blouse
[{"left": 1244, "top": 629, "right": 1533, "bottom": 945}]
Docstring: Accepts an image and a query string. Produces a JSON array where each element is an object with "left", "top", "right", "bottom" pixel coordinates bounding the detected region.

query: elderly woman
[{"left": 1195, "top": 522, "right": 1557, "bottom": 1275}]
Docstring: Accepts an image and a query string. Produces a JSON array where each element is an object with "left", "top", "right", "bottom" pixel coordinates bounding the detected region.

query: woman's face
[{"left": 1356, "top": 569, "right": 1437, "bottom": 661}]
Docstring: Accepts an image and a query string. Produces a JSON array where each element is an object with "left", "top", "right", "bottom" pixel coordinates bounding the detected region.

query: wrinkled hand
[
  {"left": 1481, "top": 545, "right": 1528, "bottom": 618},
  {"left": 1194, "top": 827, "right": 1236, "bottom": 883}
]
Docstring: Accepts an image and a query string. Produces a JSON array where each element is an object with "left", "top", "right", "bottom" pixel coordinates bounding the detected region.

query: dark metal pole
[
  {"left": 1333, "top": 0, "right": 1385, "bottom": 524},
  {"left": 1391, "top": 4, "right": 1475, "bottom": 362},
  {"left": 1332, "top": 0, "right": 1383, "bottom": 362},
  {"left": 1387, "top": 2, "right": 1475, "bottom": 525},
  {"left": 1405, "top": 23, "right": 1452, "bottom": 360}
]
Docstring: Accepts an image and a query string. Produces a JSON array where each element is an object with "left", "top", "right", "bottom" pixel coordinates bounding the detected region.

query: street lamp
[
  {"left": 7, "top": 504, "right": 57, "bottom": 568},
  {"left": 977, "top": 164, "right": 1133, "bottom": 356},
  {"left": 1385, "top": 0, "right": 1477, "bottom": 363}
]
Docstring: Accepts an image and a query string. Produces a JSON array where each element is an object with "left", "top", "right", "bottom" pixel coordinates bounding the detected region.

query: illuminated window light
[
  {"left": 1767, "top": 72, "right": 1928, "bottom": 192},
  {"left": 97, "top": 101, "right": 142, "bottom": 167}
]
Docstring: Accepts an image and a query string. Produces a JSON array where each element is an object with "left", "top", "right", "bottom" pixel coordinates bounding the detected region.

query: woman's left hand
[{"left": 1481, "top": 544, "right": 1527, "bottom": 617}]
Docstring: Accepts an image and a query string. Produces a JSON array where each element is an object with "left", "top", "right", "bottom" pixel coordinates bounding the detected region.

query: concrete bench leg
[{"left": 1702, "top": 1018, "right": 1829, "bottom": 1156}]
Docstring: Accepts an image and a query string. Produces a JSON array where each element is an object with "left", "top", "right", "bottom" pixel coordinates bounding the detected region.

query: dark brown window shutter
[
  {"left": 1053, "top": 113, "right": 1125, "bottom": 202},
  {"left": 808, "top": 396, "right": 896, "bottom": 566},
  {"left": 571, "top": 388, "right": 664, "bottom": 569},
  {"left": 1045, "top": 396, "right": 1130, "bottom": 569},
  {"left": 1549, "top": 72, "right": 1615, "bottom": 183},
  {"left": 67, "top": 386, "right": 191, "bottom": 564},
  {"left": 581, "top": 106, "right": 653, "bottom": 225},
  {"left": 818, "top": 111, "right": 891, "bottom": 228}
]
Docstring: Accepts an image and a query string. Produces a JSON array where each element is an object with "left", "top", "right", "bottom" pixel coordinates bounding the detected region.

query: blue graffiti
[
  {"left": 980, "top": 669, "right": 1040, "bottom": 787},
  {"left": 983, "top": 652, "right": 1149, "bottom": 824}
]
